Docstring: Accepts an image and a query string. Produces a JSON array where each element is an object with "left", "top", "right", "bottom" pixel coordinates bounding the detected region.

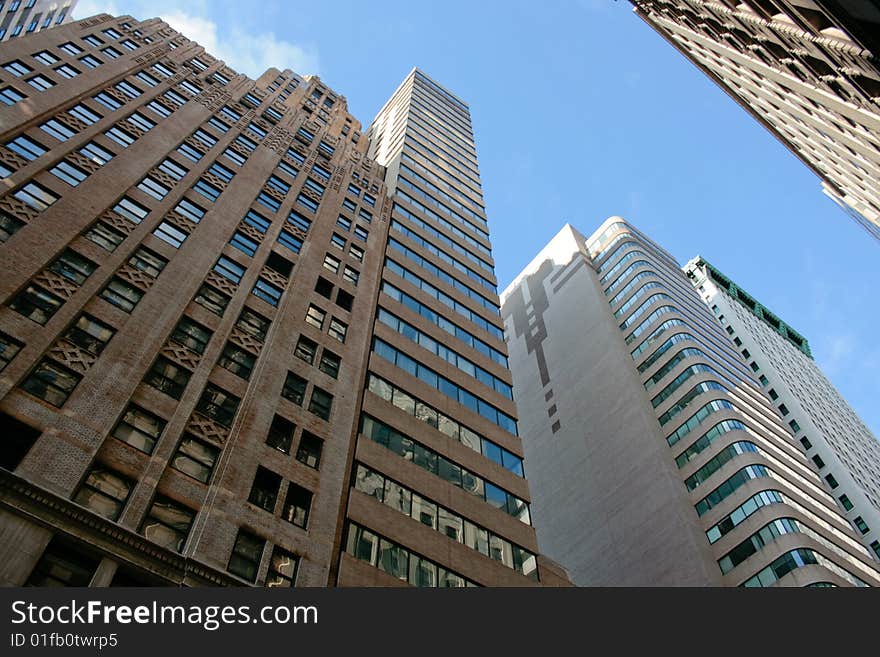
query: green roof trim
[{"left": 690, "top": 257, "right": 813, "bottom": 360}]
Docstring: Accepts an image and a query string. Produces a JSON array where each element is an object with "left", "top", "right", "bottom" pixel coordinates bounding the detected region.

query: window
[
  {"left": 305, "top": 305, "right": 326, "bottom": 329},
  {"left": 246, "top": 122, "right": 266, "bottom": 139},
  {"left": 100, "top": 278, "right": 143, "bottom": 313},
  {"left": 228, "top": 530, "right": 265, "bottom": 583},
  {"left": 49, "top": 160, "right": 88, "bottom": 186},
  {"left": 758, "top": 375, "right": 769, "bottom": 386},
  {"left": 54, "top": 64, "right": 80, "bottom": 79},
  {"left": 177, "top": 142, "right": 203, "bottom": 162},
  {"left": 296, "top": 432, "right": 322, "bottom": 469},
  {"left": 358, "top": 209, "right": 373, "bottom": 224},
  {"left": 83, "top": 34, "right": 105, "bottom": 47},
  {"left": 266, "top": 415, "right": 295, "bottom": 454},
  {"left": 196, "top": 384, "right": 240, "bottom": 427},
  {"left": 778, "top": 404, "right": 789, "bottom": 416},
  {"left": 330, "top": 233, "right": 346, "bottom": 251},
  {"left": 40, "top": 118, "right": 76, "bottom": 141},
  {"left": 171, "top": 317, "right": 212, "bottom": 354},
  {"left": 111, "top": 404, "right": 165, "bottom": 454},
  {"left": 33, "top": 51, "right": 59, "bottom": 65},
  {"left": 194, "top": 284, "right": 229, "bottom": 316},
  {"left": 253, "top": 278, "right": 283, "bottom": 307},
  {"left": 126, "top": 112, "right": 155, "bottom": 132},
  {"left": 349, "top": 244, "right": 364, "bottom": 263},
  {"left": 337, "top": 215, "right": 352, "bottom": 231},
  {"left": 6, "top": 135, "right": 46, "bottom": 160},
  {"left": 172, "top": 433, "right": 219, "bottom": 484},
  {"left": 318, "top": 350, "right": 340, "bottom": 379},
  {"left": 79, "top": 54, "right": 102, "bottom": 68},
  {"left": 10, "top": 284, "right": 63, "bottom": 324},
  {"left": 266, "top": 175, "right": 290, "bottom": 196},
  {"left": 363, "top": 193, "right": 376, "bottom": 207},
  {"left": 267, "top": 547, "right": 298, "bottom": 587},
  {"left": 319, "top": 245, "right": 341, "bottom": 270},
  {"left": 113, "top": 196, "right": 149, "bottom": 224},
  {"left": 140, "top": 496, "right": 195, "bottom": 552},
  {"left": 0, "top": 332, "right": 24, "bottom": 372},
  {"left": 214, "top": 256, "right": 246, "bottom": 284},
  {"left": 174, "top": 198, "right": 206, "bottom": 224},
  {"left": 21, "top": 359, "right": 81, "bottom": 406},
  {"left": 223, "top": 148, "right": 246, "bottom": 167},
  {"left": 347, "top": 183, "right": 360, "bottom": 197},
  {"left": 230, "top": 231, "right": 259, "bottom": 257},
  {"left": 1, "top": 211, "right": 24, "bottom": 242},
  {"left": 789, "top": 419, "right": 801, "bottom": 433},
  {"left": 308, "top": 387, "right": 333, "bottom": 420},
  {"left": 294, "top": 336, "right": 318, "bottom": 365},
  {"left": 811, "top": 454, "right": 825, "bottom": 469},
  {"left": 287, "top": 210, "right": 312, "bottom": 232},
  {"left": 800, "top": 437, "right": 812, "bottom": 450},
  {"left": 282, "top": 372, "right": 307, "bottom": 406},
  {"left": 854, "top": 516, "right": 870, "bottom": 534},
  {"left": 60, "top": 42, "right": 84, "bottom": 56},
  {"left": 14, "top": 182, "right": 59, "bottom": 211},
  {"left": 336, "top": 290, "right": 353, "bottom": 312},
  {"left": 1, "top": 86, "right": 27, "bottom": 106},
  {"left": 138, "top": 175, "right": 170, "bottom": 200},
  {"left": 129, "top": 247, "right": 166, "bottom": 278},
  {"left": 277, "top": 231, "right": 303, "bottom": 253},
  {"left": 193, "top": 178, "right": 222, "bottom": 202},
  {"left": 296, "top": 194, "right": 318, "bottom": 213},
  {"left": 144, "top": 356, "right": 191, "bottom": 399},
  {"left": 249, "top": 466, "right": 282, "bottom": 512},
  {"left": 328, "top": 318, "right": 347, "bottom": 343},
  {"left": 315, "top": 277, "right": 333, "bottom": 299},
  {"left": 79, "top": 141, "right": 113, "bottom": 165},
  {"left": 102, "top": 46, "right": 123, "bottom": 59},
  {"left": 311, "top": 164, "right": 331, "bottom": 182},
  {"left": 282, "top": 483, "right": 312, "bottom": 528},
  {"left": 257, "top": 192, "right": 281, "bottom": 213},
  {"left": 839, "top": 494, "right": 854, "bottom": 511},
  {"left": 768, "top": 388, "right": 778, "bottom": 400},
  {"left": 243, "top": 209, "right": 270, "bottom": 233},
  {"left": 191, "top": 128, "right": 217, "bottom": 149},
  {"left": 73, "top": 465, "right": 133, "bottom": 521},
  {"left": 26, "top": 538, "right": 98, "bottom": 587},
  {"left": 218, "top": 342, "right": 256, "bottom": 380},
  {"left": 824, "top": 474, "right": 839, "bottom": 489},
  {"left": 207, "top": 116, "right": 231, "bottom": 134},
  {"left": 94, "top": 91, "right": 122, "bottom": 111},
  {"left": 69, "top": 104, "right": 103, "bottom": 126},
  {"left": 63, "top": 314, "right": 115, "bottom": 356},
  {"left": 303, "top": 178, "right": 325, "bottom": 197},
  {"left": 114, "top": 80, "right": 141, "bottom": 99},
  {"left": 236, "top": 308, "right": 270, "bottom": 341},
  {"left": 343, "top": 266, "right": 359, "bottom": 286},
  {"left": 236, "top": 134, "right": 257, "bottom": 152},
  {"left": 27, "top": 75, "right": 55, "bottom": 91}
]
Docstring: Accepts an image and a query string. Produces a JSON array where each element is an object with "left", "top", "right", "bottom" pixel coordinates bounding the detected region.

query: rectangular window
[
  {"left": 214, "top": 256, "right": 246, "bottom": 284},
  {"left": 104, "top": 126, "right": 136, "bottom": 147},
  {"left": 113, "top": 196, "right": 149, "bottom": 224},
  {"left": 296, "top": 194, "right": 318, "bottom": 213},
  {"left": 193, "top": 178, "right": 222, "bottom": 202},
  {"left": 282, "top": 372, "right": 307, "bottom": 406},
  {"left": 6, "top": 135, "right": 46, "bottom": 160},
  {"left": 140, "top": 496, "right": 195, "bottom": 553},
  {"left": 305, "top": 305, "right": 326, "bottom": 330},
  {"left": 138, "top": 175, "right": 170, "bottom": 200},
  {"left": 276, "top": 160, "right": 298, "bottom": 179},
  {"left": 282, "top": 483, "right": 312, "bottom": 528},
  {"left": 69, "top": 104, "right": 103, "bottom": 126},
  {"left": 49, "top": 160, "right": 88, "bottom": 186},
  {"left": 63, "top": 314, "right": 115, "bottom": 356},
  {"left": 73, "top": 465, "right": 133, "bottom": 520},
  {"left": 83, "top": 34, "right": 105, "bottom": 47},
  {"left": 354, "top": 226, "right": 369, "bottom": 242},
  {"left": 100, "top": 278, "right": 143, "bottom": 313},
  {"left": 244, "top": 209, "right": 270, "bottom": 233},
  {"left": 266, "top": 415, "right": 295, "bottom": 454},
  {"left": 343, "top": 266, "right": 359, "bottom": 286},
  {"left": 144, "top": 356, "right": 191, "bottom": 399},
  {"left": 236, "top": 308, "right": 270, "bottom": 341},
  {"left": 27, "top": 74, "right": 55, "bottom": 91},
  {"left": 49, "top": 249, "right": 96, "bottom": 285},
  {"left": 318, "top": 350, "right": 340, "bottom": 379},
  {"left": 227, "top": 530, "right": 265, "bottom": 583},
  {"left": 177, "top": 142, "right": 203, "bottom": 162},
  {"left": 256, "top": 192, "right": 281, "bottom": 213},
  {"left": 174, "top": 198, "right": 206, "bottom": 224},
  {"left": 33, "top": 51, "right": 59, "bottom": 65},
  {"left": 194, "top": 284, "right": 229, "bottom": 316},
  {"left": 266, "top": 175, "right": 290, "bottom": 196},
  {"left": 54, "top": 64, "right": 80, "bottom": 79},
  {"left": 159, "top": 158, "right": 188, "bottom": 181},
  {"left": 296, "top": 432, "right": 322, "bottom": 469},
  {"left": 252, "top": 278, "right": 283, "bottom": 307},
  {"left": 171, "top": 317, "right": 212, "bottom": 354},
  {"left": 171, "top": 433, "right": 220, "bottom": 483},
  {"left": 218, "top": 342, "right": 256, "bottom": 380},
  {"left": 311, "top": 164, "right": 331, "bottom": 182},
  {"left": 40, "top": 118, "right": 76, "bottom": 141},
  {"left": 79, "top": 54, "right": 102, "bottom": 68},
  {"left": 322, "top": 254, "right": 340, "bottom": 274},
  {"left": 102, "top": 47, "right": 122, "bottom": 59},
  {"left": 287, "top": 210, "right": 312, "bottom": 233},
  {"left": 0, "top": 332, "right": 24, "bottom": 372},
  {"left": 303, "top": 178, "right": 325, "bottom": 197},
  {"left": 308, "top": 387, "right": 333, "bottom": 420},
  {"left": 207, "top": 116, "right": 230, "bottom": 134},
  {"left": 277, "top": 231, "right": 302, "bottom": 253},
  {"left": 249, "top": 466, "right": 282, "bottom": 512},
  {"left": 145, "top": 100, "right": 171, "bottom": 118},
  {"left": 60, "top": 42, "right": 84, "bottom": 56},
  {"left": 223, "top": 148, "right": 246, "bottom": 167},
  {"left": 230, "top": 231, "right": 259, "bottom": 257},
  {"left": 21, "top": 359, "right": 81, "bottom": 406},
  {"left": 79, "top": 141, "right": 114, "bottom": 165},
  {"left": 328, "top": 318, "right": 347, "bottom": 343},
  {"left": 267, "top": 547, "right": 298, "bottom": 587},
  {"left": 195, "top": 384, "right": 240, "bottom": 427},
  {"left": 93, "top": 91, "right": 122, "bottom": 111},
  {"left": 126, "top": 112, "right": 155, "bottom": 133},
  {"left": 294, "top": 336, "right": 318, "bottom": 365},
  {"left": 164, "top": 89, "right": 188, "bottom": 107},
  {"left": 128, "top": 247, "right": 166, "bottom": 278}
]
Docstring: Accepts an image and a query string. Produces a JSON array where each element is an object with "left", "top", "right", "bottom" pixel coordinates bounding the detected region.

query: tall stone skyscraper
[
  {"left": 0, "top": 14, "right": 568, "bottom": 587},
  {"left": 502, "top": 219, "right": 880, "bottom": 586},
  {"left": 1, "top": 0, "right": 76, "bottom": 41},
  {"left": 685, "top": 256, "right": 880, "bottom": 561},
  {"left": 629, "top": 1, "right": 880, "bottom": 241}
]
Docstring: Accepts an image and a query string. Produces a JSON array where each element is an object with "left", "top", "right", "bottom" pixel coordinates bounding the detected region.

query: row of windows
[
  {"left": 397, "top": 174, "right": 488, "bottom": 236},
  {"left": 353, "top": 463, "right": 537, "bottom": 578},
  {"left": 388, "top": 238, "right": 498, "bottom": 312},
  {"left": 658, "top": 381, "right": 727, "bottom": 427},
  {"left": 384, "top": 258, "right": 503, "bottom": 338},
  {"left": 361, "top": 413, "right": 528, "bottom": 523},
  {"left": 391, "top": 219, "right": 494, "bottom": 288},
  {"left": 741, "top": 548, "right": 866, "bottom": 588},
  {"left": 376, "top": 309, "right": 512, "bottom": 400},
  {"left": 381, "top": 282, "right": 507, "bottom": 366},
  {"left": 675, "top": 419, "right": 747, "bottom": 468},
  {"left": 281, "top": 371, "right": 334, "bottom": 422},
  {"left": 392, "top": 201, "right": 491, "bottom": 263},
  {"left": 344, "top": 522, "right": 476, "bottom": 587},
  {"left": 643, "top": 347, "right": 706, "bottom": 391},
  {"left": 366, "top": 374, "right": 523, "bottom": 476},
  {"left": 372, "top": 338, "right": 517, "bottom": 436},
  {"left": 630, "top": 318, "right": 688, "bottom": 360},
  {"left": 396, "top": 186, "right": 489, "bottom": 242}
]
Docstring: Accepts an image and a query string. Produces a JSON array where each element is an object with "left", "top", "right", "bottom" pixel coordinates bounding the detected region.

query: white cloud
[{"left": 73, "top": 1, "right": 319, "bottom": 78}]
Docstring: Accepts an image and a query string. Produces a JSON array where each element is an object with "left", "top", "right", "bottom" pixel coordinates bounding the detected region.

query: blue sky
[{"left": 76, "top": 0, "right": 880, "bottom": 435}]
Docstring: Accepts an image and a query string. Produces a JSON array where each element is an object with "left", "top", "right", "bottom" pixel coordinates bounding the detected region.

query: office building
[
  {"left": 0, "top": 14, "right": 568, "bottom": 586},
  {"left": 1, "top": 0, "right": 75, "bottom": 42},
  {"left": 501, "top": 218, "right": 880, "bottom": 586},
  {"left": 685, "top": 256, "right": 880, "bottom": 561},
  {"left": 630, "top": 1, "right": 880, "bottom": 240}
]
